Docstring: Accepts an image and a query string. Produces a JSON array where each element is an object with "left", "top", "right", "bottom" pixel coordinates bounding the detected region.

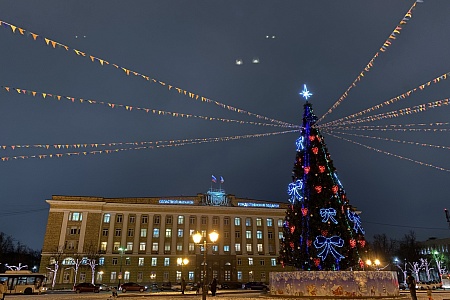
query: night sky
[{"left": 1, "top": 1, "right": 450, "bottom": 251}]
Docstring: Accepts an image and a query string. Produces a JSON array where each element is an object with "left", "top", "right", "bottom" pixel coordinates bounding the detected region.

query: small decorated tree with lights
[{"left": 279, "top": 86, "right": 366, "bottom": 271}]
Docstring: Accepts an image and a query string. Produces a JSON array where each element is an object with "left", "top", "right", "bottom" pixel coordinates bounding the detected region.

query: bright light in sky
[{"left": 300, "top": 84, "right": 312, "bottom": 100}]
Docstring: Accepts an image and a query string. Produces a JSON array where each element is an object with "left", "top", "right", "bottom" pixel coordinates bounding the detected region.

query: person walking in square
[
  {"left": 406, "top": 272, "right": 417, "bottom": 300},
  {"left": 210, "top": 278, "right": 217, "bottom": 296}
]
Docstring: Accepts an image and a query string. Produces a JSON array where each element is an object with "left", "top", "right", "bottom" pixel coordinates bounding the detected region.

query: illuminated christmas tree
[{"left": 279, "top": 86, "right": 366, "bottom": 270}]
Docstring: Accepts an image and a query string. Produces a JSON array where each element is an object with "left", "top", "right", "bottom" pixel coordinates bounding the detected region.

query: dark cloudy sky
[{"left": 1, "top": 1, "right": 450, "bottom": 250}]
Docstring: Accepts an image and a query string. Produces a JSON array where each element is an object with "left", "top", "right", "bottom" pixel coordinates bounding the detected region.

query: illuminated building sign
[
  {"left": 237, "top": 202, "right": 280, "bottom": 208},
  {"left": 159, "top": 200, "right": 194, "bottom": 205}
]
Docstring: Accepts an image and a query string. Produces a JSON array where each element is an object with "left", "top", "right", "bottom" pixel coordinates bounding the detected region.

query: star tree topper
[{"left": 300, "top": 84, "right": 313, "bottom": 100}]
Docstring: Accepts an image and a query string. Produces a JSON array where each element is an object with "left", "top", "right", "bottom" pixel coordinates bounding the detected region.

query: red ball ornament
[
  {"left": 358, "top": 240, "right": 366, "bottom": 247},
  {"left": 304, "top": 166, "right": 310, "bottom": 174},
  {"left": 332, "top": 185, "right": 339, "bottom": 194},
  {"left": 307, "top": 240, "right": 312, "bottom": 247},
  {"left": 312, "top": 147, "right": 319, "bottom": 154},
  {"left": 290, "top": 226, "right": 295, "bottom": 234},
  {"left": 319, "top": 166, "right": 325, "bottom": 173},
  {"left": 321, "top": 230, "right": 328, "bottom": 237},
  {"left": 290, "top": 242, "right": 294, "bottom": 249},
  {"left": 315, "top": 186, "right": 322, "bottom": 193},
  {"left": 301, "top": 208, "right": 308, "bottom": 216},
  {"left": 309, "top": 135, "right": 315, "bottom": 141},
  {"left": 317, "top": 136, "right": 321, "bottom": 142},
  {"left": 359, "top": 259, "right": 364, "bottom": 268},
  {"left": 349, "top": 239, "right": 356, "bottom": 248},
  {"left": 314, "top": 258, "right": 321, "bottom": 267}
]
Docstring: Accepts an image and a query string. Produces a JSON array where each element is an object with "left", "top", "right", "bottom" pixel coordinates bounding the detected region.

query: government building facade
[{"left": 39, "top": 189, "right": 288, "bottom": 288}]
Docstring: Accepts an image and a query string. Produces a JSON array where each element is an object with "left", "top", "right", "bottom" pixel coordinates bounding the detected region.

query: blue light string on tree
[
  {"left": 313, "top": 235, "right": 345, "bottom": 261},
  {"left": 346, "top": 209, "right": 365, "bottom": 234},
  {"left": 320, "top": 208, "right": 338, "bottom": 224},
  {"left": 287, "top": 179, "right": 304, "bottom": 203}
]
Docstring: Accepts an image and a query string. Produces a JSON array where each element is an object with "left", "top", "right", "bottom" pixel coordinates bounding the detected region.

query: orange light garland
[
  {"left": 317, "top": 1, "right": 419, "bottom": 124},
  {"left": 2, "top": 86, "right": 298, "bottom": 129},
  {"left": 0, "top": 20, "right": 295, "bottom": 128}
]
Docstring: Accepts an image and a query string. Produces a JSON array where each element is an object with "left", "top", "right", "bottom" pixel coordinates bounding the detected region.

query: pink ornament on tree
[
  {"left": 312, "top": 147, "right": 318, "bottom": 154},
  {"left": 315, "top": 186, "right": 322, "bottom": 193},
  {"left": 301, "top": 208, "right": 308, "bottom": 216},
  {"left": 319, "top": 166, "right": 325, "bottom": 173},
  {"left": 304, "top": 166, "right": 310, "bottom": 174}
]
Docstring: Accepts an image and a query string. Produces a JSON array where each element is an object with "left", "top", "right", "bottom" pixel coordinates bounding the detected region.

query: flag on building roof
[
  {"left": 212, "top": 175, "right": 217, "bottom": 183},
  {"left": 220, "top": 176, "right": 225, "bottom": 184}
]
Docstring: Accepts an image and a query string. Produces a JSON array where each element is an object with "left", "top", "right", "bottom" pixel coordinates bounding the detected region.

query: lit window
[
  {"left": 113, "top": 242, "right": 120, "bottom": 250},
  {"left": 271, "top": 258, "right": 277, "bottom": 266},
  {"left": 279, "top": 232, "right": 284, "bottom": 239},
  {"left": 111, "top": 272, "right": 116, "bottom": 281},
  {"left": 138, "top": 258, "right": 144, "bottom": 266},
  {"left": 124, "top": 271, "right": 130, "bottom": 280},
  {"left": 126, "top": 242, "right": 133, "bottom": 251},
  {"left": 100, "top": 242, "right": 107, "bottom": 251},
  {"left": 246, "top": 231, "right": 252, "bottom": 239},
  {"left": 234, "top": 217, "right": 241, "bottom": 226},
  {"left": 257, "top": 244, "right": 263, "bottom": 252},
  {"left": 256, "top": 218, "right": 262, "bottom": 226},
  {"left": 235, "top": 243, "right": 241, "bottom": 252},
  {"left": 165, "top": 243, "right": 171, "bottom": 252},
  {"left": 69, "top": 212, "right": 82, "bottom": 221},
  {"left": 267, "top": 218, "right": 273, "bottom": 226},
  {"left": 237, "top": 271, "right": 242, "bottom": 280},
  {"left": 125, "top": 257, "right": 130, "bottom": 265},
  {"left": 278, "top": 219, "right": 283, "bottom": 227},
  {"left": 139, "top": 242, "right": 146, "bottom": 251},
  {"left": 248, "top": 258, "right": 253, "bottom": 266},
  {"left": 246, "top": 244, "right": 252, "bottom": 252},
  {"left": 99, "top": 257, "right": 105, "bottom": 265},
  {"left": 178, "top": 229, "right": 184, "bottom": 237},
  {"left": 140, "top": 228, "right": 147, "bottom": 238},
  {"left": 165, "top": 229, "right": 172, "bottom": 238},
  {"left": 151, "top": 257, "right": 157, "bottom": 266},
  {"left": 152, "top": 243, "right": 158, "bottom": 252},
  {"left": 177, "top": 243, "right": 183, "bottom": 251},
  {"left": 224, "top": 245, "right": 230, "bottom": 252},
  {"left": 178, "top": 216, "right": 184, "bottom": 224},
  {"left": 188, "top": 243, "right": 195, "bottom": 252},
  {"left": 256, "top": 231, "right": 263, "bottom": 239},
  {"left": 164, "top": 258, "right": 170, "bottom": 266},
  {"left": 245, "top": 218, "right": 251, "bottom": 226},
  {"left": 103, "top": 213, "right": 110, "bottom": 223},
  {"left": 153, "top": 228, "right": 160, "bottom": 238}
]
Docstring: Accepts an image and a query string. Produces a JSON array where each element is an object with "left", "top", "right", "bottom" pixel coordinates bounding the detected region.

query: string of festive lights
[
  {"left": 324, "top": 131, "right": 450, "bottom": 173},
  {"left": 316, "top": 1, "right": 419, "bottom": 124},
  {"left": 321, "top": 122, "right": 450, "bottom": 129},
  {"left": 323, "top": 130, "right": 450, "bottom": 151},
  {"left": 319, "top": 97, "right": 450, "bottom": 128},
  {"left": 0, "top": 129, "right": 299, "bottom": 161},
  {"left": 0, "top": 20, "right": 295, "bottom": 128},
  {"left": 2, "top": 86, "right": 298, "bottom": 129},
  {"left": 320, "top": 72, "right": 449, "bottom": 128},
  {"left": 321, "top": 126, "right": 450, "bottom": 132}
]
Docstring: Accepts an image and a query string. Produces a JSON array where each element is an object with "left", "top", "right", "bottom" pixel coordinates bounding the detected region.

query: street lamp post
[
  {"left": 177, "top": 257, "right": 189, "bottom": 293},
  {"left": 192, "top": 231, "right": 219, "bottom": 300},
  {"left": 118, "top": 247, "right": 124, "bottom": 289}
]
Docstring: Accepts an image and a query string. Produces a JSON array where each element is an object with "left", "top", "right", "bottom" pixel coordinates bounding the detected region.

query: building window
[
  {"left": 234, "top": 217, "right": 241, "bottom": 226},
  {"left": 278, "top": 219, "right": 283, "bottom": 227},
  {"left": 212, "top": 245, "right": 218, "bottom": 252},
  {"left": 268, "top": 231, "right": 273, "bottom": 239},
  {"left": 138, "top": 258, "right": 144, "bottom": 266},
  {"left": 113, "top": 242, "right": 120, "bottom": 251},
  {"left": 178, "top": 215, "right": 184, "bottom": 224},
  {"left": 128, "top": 228, "right": 134, "bottom": 237},
  {"left": 212, "top": 217, "right": 219, "bottom": 225},
  {"left": 261, "top": 272, "right": 266, "bottom": 282},
  {"left": 224, "top": 231, "right": 229, "bottom": 238},
  {"left": 165, "top": 228, "right": 172, "bottom": 238},
  {"left": 260, "top": 259, "right": 265, "bottom": 266},
  {"left": 189, "top": 216, "right": 195, "bottom": 224},
  {"left": 116, "top": 214, "right": 123, "bottom": 223},
  {"left": 177, "top": 229, "right": 184, "bottom": 237},
  {"left": 256, "top": 218, "right": 262, "bottom": 226},
  {"left": 166, "top": 215, "right": 172, "bottom": 224},
  {"left": 151, "top": 257, "right": 157, "bottom": 266},
  {"left": 248, "top": 258, "right": 254, "bottom": 266},
  {"left": 164, "top": 272, "right": 169, "bottom": 281},
  {"left": 164, "top": 243, "right": 171, "bottom": 252},
  {"left": 269, "top": 244, "right": 274, "bottom": 253},
  {"left": 201, "top": 216, "right": 207, "bottom": 225},
  {"left": 271, "top": 258, "right": 277, "bottom": 266},
  {"left": 115, "top": 229, "right": 121, "bottom": 237},
  {"left": 257, "top": 244, "right": 263, "bottom": 252},
  {"left": 245, "top": 218, "right": 251, "bottom": 226},
  {"left": 224, "top": 270, "right": 231, "bottom": 281},
  {"left": 140, "top": 228, "right": 147, "bottom": 238},
  {"left": 246, "top": 244, "right": 252, "bottom": 252},
  {"left": 137, "top": 271, "right": 143, "bottom": 282},
  {"left": 152, "top": 243, "right": 158, "bottom": 252},
  {"left": 103, "top": 213, "right": 110, "bottom": 223},
  {"left": 279, "top": 232, "right": 284, "bottom": 239},
  {"left": 100, "top": 242, "right": 107, "bottom": 251},
  {"left": 142, "top": 215, "right": 148, "bottom": 224},
  {"left": 237, "top": 271, "right": 242, "bottom": 281},
  {"left": 256, "top": 231, "right": 263, "bottom": 239},
  {"left": 237, "top": 258, "right": 242, "bottom": 266},
  {"left": 124, "top": 271, "right": 130, "bottom": 280},
  {"left": 112, "top": 258, "right": 118, "bottom": 265},
  {"left": 188, "top": 271, "right": 194, "bottom": 281},
  {"left": 99, "top": 257, "right": 105, "bottom": 265},
  {"left": 153, "top": 228, "right": 160, "bottom": 238},
  {"left": 235, "top": 231, "right": 241, "bottom": 238},
  {"left": 111, "top": 272, "right": 116, "bottom": 281},
  {"left": 235, "top": 243, "right": 241, "bottom": 252},
  {"left": 139, "top": 242, "right": 146, "bottom": 251},
  {"left": 188, "top": 243, "right": 195, "bottom": 252},
  {"left": 176, "top": 271, "right": 182, "bottom": 281},
  {"left": 154, "top": 215, "right": 160, "bottom": 224},
  {"left": 129, "top": 215, "right": 135, "bottom": 223},
  {"left": 267, "top": 218, "right": 273, "bottom": 226},
  {"left": 125, "top": 257, "right": 131, "bottom": 265},
  {"left": 246, "top": 230, "right": 252, "bottom": 239},
  {"left": 126, "top": 242, "right": 133, "bottom": 251},
  {"left": 224, "top": 217, "right": 229, "bottom": 225},
  {"left": 102, "top": 229, "right": 108, "bottom": 237},
  {"left": 150, "top": 272, "right": 156, "bottom": 280},
  {"left": 177, "top": 243, "right": 183, "bottom": 252},
  {"left": 69, "top": 212, "right": 82, "bottom": 221},
  {"left": 224, "top": 245, "right": 230, "bottom": 252},
  {"left": 189, "top": 229, "right": 195, "bottom": 237},
  {"left": 70, "top": 227, "right": 80, "bottom": 235},
  {"left": 164, "top": 258, "right": 170, "bottom": 266}
]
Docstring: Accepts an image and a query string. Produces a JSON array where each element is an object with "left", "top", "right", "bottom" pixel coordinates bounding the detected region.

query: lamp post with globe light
[
  {"left": 117, "top": 247, "right": 125, "bottom": 289},
  {"left": 177, "top": 257, "right": 189, "bottom": 291},
  {"left": 192, "top": 231, "right": 219, "bottom": 300}
]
